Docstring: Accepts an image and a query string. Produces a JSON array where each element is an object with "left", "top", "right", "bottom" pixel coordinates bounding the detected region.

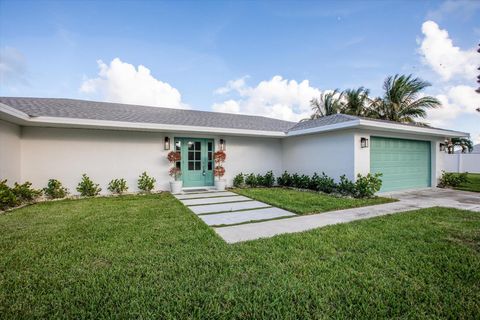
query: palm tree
[
  {"left": 370, "top": 74, "right": 440, "bottom": 123},
  {"left": 446, "top": 138, "right": 474, "bottom": 154},
  {"left": 340, "top": 87, "right": 371, "bottom": 117},
  {"left": 308, "top": 89, "right": 343, "bottom": 119}
]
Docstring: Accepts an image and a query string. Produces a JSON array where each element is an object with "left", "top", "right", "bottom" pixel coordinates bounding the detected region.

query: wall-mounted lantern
[
  {"left": 439, "top": 143, "right": 446, "bottom": 152},
  {"left": 219, "top": 139, "right": 226, "bottom": 151},
  {"left": 360, "top": 137, "right": 369, "bottom": 148},
  {"left": 164, "top": 137, "right": 170, "bottom": 150}
]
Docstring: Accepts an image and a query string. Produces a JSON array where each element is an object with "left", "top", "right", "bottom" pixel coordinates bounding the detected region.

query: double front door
[{"left": 174, "top": 138, "right": 214, "bottom": 187}]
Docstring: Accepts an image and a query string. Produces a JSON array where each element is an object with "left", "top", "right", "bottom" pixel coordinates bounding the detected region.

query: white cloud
[
  {"left": 212, "top": 75, "right": 322, "bottom": 121},
  {"left": 427, "top": 85, "right": 480, "bottom": 126},
  {"left": 428, "top": 85, "right": 480, "bottom": 126},
  {"left": 0, "top": 46, "right": 28, "bottom": 86},
  {"left": 80, "top": 58, "right": 186, "bottom": 108},
  {"left": 214, "top": 76, "right": 249, "bottom": 95},
  {"left": 211, "top": 99, "right": 241, "bottom": 113},
  {"left": 419, "top": 20, "right": 479, "bottom": 81}
]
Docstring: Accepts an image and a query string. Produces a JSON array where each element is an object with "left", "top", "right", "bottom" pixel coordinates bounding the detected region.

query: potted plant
[
  {"left": 214, "top": 150, "right": 226, "bottom": 191},
  {"left": 167, "top": 151, "right": 182, "bottom": 193}
]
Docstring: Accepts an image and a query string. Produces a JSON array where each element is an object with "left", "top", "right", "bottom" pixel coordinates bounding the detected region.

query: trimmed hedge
[{"left": 234, "top": 170, "right": 383, "bottom": 198}]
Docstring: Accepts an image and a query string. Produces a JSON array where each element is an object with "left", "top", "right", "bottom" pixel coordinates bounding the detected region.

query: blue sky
[{"left": 0, "top": 0, "right": 479, "bottom": 141}]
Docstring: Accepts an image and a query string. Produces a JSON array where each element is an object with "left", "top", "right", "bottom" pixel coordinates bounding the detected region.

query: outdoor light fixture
[
  {"left": 439, "top": 143, "right": 446, "bottom": 152},
  {"left": 164, "top": 137, "right": 170, "bottom": 150},
  {"left": 219, "top": 139, "right": 226, "bottom": 151},
  {"left": 360, "top": 137, "right": 369, "bottom": 148}
]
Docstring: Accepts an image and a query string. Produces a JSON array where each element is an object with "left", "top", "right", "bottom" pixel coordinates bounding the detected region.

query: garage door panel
[{"left": 370, "top": 137, "right": 431, "bottom": 192}]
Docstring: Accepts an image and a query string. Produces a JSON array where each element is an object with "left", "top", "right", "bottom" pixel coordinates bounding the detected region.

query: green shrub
[
  {"left": 277, "top": 171, "right": 292, "bottom": 187},
  {"left": 76, "top": 174, "right": 102, "bottom": 197},
  {"left": 43, "top": 179, "right": 68, "bottom": 199},
  {"left": 338, "top": 175, "right": 356, "bottom": 196},
  {"left": 437, "top": 171, "right": 469, "bottom": 188},
  {"left": 354, "top": 173, "right": 383, "bottom": 198},
  {"left": 256, "top": 174, "right": 265, "bottom": 187},
  {"left": 298, "top": 174, "right": 311, "bottom": 189},
  {"left": 262, "top": 171, "right": 275, "bottom": 187},
  {"left": 316, "top": 172, "right": 337, "bottom": 194},
  {"left": 108, "top": 178, "right": 128, "bottom": 194},
  {"left": 12, "top": 182, "right": 42, "bottom": 202},
  {"left": 245, "top": 173, "right": 258, "bottom": 187},
  {"left": 309, "top": 173, "right": 320, "bottom": 190},
  {"left": 138, "top": 172, "right": 156, "bottom": 193},
  {"left": 233, "top": 173, "right": 245, "bottom": 188},
  {"left": 0, "top": 180, "right": 19, "bottom": 210},
  {"left": 291, "top": 173, "right": 300, "bottom": 188}
]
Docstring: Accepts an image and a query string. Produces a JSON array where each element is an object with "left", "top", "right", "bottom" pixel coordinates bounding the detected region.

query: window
[
  {"left": 207, "top": 142, "right": 213, "bottom": 171},
  {"left": 187, "top": 141, "right": 202, "bottom": 171},
  {"left": 175, "top": 140, "right": 181, "bottom": 170}
]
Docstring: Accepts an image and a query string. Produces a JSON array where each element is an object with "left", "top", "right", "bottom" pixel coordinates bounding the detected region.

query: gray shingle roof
[
  {"left": 288, "top": 114, "right": 359, "bottom": 131},
  {"left": 0, "top": 97, "right": 466, "bottom": 136},
  {"left": 0, "top": 97, "right": 296, "bottom": 132}
]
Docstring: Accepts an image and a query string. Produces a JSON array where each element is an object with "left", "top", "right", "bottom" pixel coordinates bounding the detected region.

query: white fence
[{"left": 442, "top": 154, "right": 480, "bottom": 173}]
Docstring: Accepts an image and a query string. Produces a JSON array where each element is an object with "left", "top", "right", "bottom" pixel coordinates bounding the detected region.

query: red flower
[
  {"left": 167, "top": 151, "right": 181, "bottom": 163},
  {"left": 214, "top": 150, "right": 226, "bottom": 163},
  {"left": 214, "top": 166, "right": 225, "bottom": 178}
]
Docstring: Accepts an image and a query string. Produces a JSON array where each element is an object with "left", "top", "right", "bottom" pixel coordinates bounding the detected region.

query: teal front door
[
  {"left": 370, "top": 137, "right": 431, "bottom": 192},
  {"left": 175, "top": 138, "right": 214, "bottom": 188}
]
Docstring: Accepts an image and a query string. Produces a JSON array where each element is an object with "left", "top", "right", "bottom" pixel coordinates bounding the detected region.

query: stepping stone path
[{"left": 174, "top": 191, "right": 296, "bottom": 227}]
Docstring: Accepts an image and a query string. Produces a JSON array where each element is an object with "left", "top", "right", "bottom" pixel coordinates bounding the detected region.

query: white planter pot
[
  {"left": 215, "top": 179, "right": 226, "bottom": 191},
  {"left": 170, "top": 181, "right": 183, "bottom": 194}
]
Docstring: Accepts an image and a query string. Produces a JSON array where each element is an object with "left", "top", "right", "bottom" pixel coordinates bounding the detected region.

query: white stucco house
[{"left": 0, "top": 97, "right": 468, "bottom": 194}]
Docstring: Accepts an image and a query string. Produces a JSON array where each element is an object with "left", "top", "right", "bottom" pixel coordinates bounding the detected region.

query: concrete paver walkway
[
  {"left": 214, "top": 188, "right": 480, "bottom": 243},
  {"left": 174, "top": 191, "right": 296, "bottom": 226},
  {"left": 182, "top": 195, "right": 250, "bottom": 206},
  {"left": 199, "top": 207, "right": 295, "bottom": 226}
]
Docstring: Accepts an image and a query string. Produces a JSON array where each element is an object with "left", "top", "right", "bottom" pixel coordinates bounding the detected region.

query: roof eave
[
  {"left": 286, "top": 120, "right": 361, "bottom": 136},
  {"left": 0, "top": 104, "right": 286, "bottom": 137},
  {"left": 1, "top": 103, "right": 469, "bottom": 139},
  {"left": 357, "top": 119, "right": 469, "bottom": 138}
]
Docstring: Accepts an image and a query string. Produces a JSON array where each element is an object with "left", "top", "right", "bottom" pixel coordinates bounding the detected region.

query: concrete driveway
[
  {"left": 386, "top": 188, "right": 480, "bottom": 211},
  {"left": 215, "top": 188, "right": 480, "bottom": 243}
]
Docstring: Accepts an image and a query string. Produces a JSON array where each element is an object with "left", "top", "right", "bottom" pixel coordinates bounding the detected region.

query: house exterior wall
[
  {"left": 353, "top": 129, "right": 445, "bottom": 187},
  {"left": 282, "top": 130, "right": 355, "bottom": 180},
  {"left": 0, "top": 119, "right": 21, "bottom": 185},
  {"left": 0, "top": 118, "right": 457, "bottom": 194},
  {"left": 19, "top": 126, "right": 283, "bottom": 194}
]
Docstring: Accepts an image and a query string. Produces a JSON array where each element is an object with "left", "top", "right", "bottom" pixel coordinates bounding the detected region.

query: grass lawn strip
[
  {"left": 453, "top": 173, "right": 480, "bottom": 193},
  {"left": 233, "top": 187, "right": 396, "bottom": 215},
  {"left": 0, "top": 194, "right": 478, "bottom": 318}
]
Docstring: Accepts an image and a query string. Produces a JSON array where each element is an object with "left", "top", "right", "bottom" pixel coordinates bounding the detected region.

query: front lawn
[
  {"left": 233, "top": 187, "right": 395, "bottom": 214},
  {"left": 453, "top": 173, "right": 480, "bottom": 193},
  {"left": 1, "top": 194, "right": 479, "bottom": 318}
]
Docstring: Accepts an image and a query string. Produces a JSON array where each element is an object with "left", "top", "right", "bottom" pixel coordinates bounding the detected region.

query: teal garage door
[{"left": 370, "top": 137, "right": 431, "bottom": 192}]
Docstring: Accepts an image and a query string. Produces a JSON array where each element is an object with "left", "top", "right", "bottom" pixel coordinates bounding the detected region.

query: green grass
[
  {"left": 233, "top": 187, "right": 396, "bottom": 214},
  {"left": 1, "top": 194, "right": 479, "bottom": 319},
  {"left": 453, "top": 173, "right": 480, "bottom": 193}
]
